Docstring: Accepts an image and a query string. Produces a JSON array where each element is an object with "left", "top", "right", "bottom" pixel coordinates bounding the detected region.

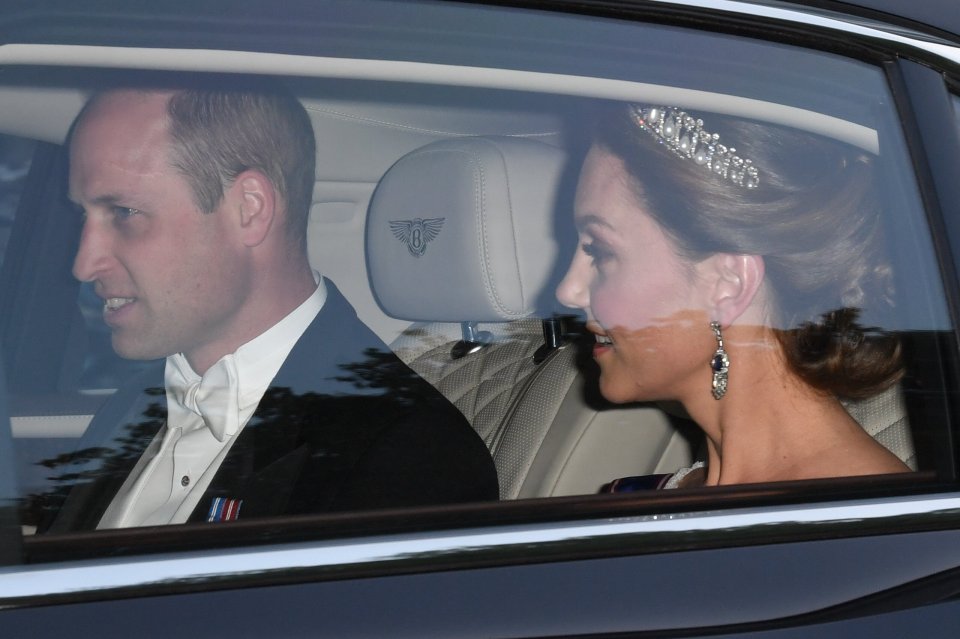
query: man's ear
[
  {"left": 704, "top": 253, "right": 765, "bottom": 326},
  {"left": 227, "top": 170, "right": 276, "bottom": 248}
]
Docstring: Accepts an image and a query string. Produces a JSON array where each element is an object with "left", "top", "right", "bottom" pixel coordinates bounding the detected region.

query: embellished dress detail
[{"left": 602, "top": 462, "right": 706, "bottom": 492}]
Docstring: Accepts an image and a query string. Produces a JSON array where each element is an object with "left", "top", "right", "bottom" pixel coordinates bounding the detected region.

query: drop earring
[{"left": 710, "top": 321, "right": 730, "bottom": 400}]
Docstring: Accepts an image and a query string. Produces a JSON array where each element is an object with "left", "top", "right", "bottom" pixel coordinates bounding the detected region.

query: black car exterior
[{"left": 0, "top": 1, "right": 960, "bottom": 636}]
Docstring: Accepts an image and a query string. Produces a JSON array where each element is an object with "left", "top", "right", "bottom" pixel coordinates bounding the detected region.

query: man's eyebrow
[
  {"left": 71, "top": 194, "right": 125, "bottom": 208},
  {"left": 67, "top": 194, "right": 125, "bottom": 216},
  {"left": 89, "top": 194, "right": 124, "bottom": 206}
]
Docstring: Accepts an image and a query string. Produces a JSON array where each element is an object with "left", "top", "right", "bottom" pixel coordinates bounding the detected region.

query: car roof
[{"left": 793, "top": 0, "right": 960, "bottom": 42}]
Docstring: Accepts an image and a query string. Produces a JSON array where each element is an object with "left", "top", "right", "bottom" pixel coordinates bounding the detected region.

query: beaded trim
[{"left": 631, "top": 106, "right": 760, "bottom": 189}]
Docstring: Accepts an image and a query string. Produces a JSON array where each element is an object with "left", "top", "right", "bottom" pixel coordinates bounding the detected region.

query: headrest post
[
  {"left": 462, "top": 321, "right": 480, "bottom": 344},
  {"left": 533, "top": 316, "right": 568, "bottom": 364},
  {"left": 452, "top": 321, "right": 493, "bottom": 360},
  {"left": 542, "top": 318, "right": 562, "bottom": 349}
]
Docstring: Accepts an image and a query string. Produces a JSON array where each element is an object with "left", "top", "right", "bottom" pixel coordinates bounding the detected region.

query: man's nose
[
  {"left": 555, "top": 259, "right": 589, "bottom": 310},
  {"left": 72, "top": 219, "right": 112, "bottom": 282}
]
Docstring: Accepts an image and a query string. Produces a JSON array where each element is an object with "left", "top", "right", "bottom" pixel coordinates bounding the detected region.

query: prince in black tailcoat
[{"left": 44, "top": 281, "right": 498, "bottom": 532}]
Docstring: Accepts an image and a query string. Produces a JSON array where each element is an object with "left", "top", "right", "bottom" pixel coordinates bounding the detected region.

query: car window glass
[
  {"left": 0, "top": 134, "right": 35, "bottom": 270},
  {"left": 953, "top": 94, "right": 960, "bottom": 131},
  {"left": 0, "top": 1, "right": 952, "bottom": 559}
]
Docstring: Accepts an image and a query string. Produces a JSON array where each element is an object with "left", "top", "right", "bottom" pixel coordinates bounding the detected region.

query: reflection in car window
[
  {"left": 0, "top": 134, "right": 35, "bottom": 270},
  {"left": 0, "top": 1, "right": 953, "bottom": 554},
  {"left": 953, "top": 94, "right": 960, "bottom": 133}
]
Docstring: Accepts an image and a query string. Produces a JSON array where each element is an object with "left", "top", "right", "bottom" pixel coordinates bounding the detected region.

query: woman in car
[{"left": 556, "top": 104, "right": 911, "bottom": 488}]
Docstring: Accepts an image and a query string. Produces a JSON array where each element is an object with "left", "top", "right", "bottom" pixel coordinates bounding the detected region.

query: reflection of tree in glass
[
  {"left": 23, "top": 348, "right": 428, "bottom": 528},
  {"left": 22, "top": 388, "right": 166, "bottom": 528},
  {"left": 334, "top": 347, "right": 431, "bottom": 406},
  {"left": 0, "top": 135, "right": 37, "bottom": 268}
]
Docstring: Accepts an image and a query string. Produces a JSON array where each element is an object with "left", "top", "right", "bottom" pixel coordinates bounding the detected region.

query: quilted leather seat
[
  {"left": 364, "top": 134, "right": 917, "bottom": 497},
  {"left": 366, "top": 136, "right": 695, "bottom": 498}
]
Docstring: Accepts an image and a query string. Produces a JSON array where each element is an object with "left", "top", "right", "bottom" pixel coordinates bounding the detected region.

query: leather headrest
[{"left": 366, "top": 136, "right": 567, "bottom": 322}]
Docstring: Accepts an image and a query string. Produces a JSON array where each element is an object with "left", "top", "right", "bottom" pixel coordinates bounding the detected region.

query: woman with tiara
[{"left": 556, "top": 104, "right": 910, "bottom": 488}]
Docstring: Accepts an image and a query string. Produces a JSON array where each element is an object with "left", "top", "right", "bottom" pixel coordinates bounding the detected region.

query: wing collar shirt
[{"left": 98, "top": 274, "right": 327, "bottom": 529}]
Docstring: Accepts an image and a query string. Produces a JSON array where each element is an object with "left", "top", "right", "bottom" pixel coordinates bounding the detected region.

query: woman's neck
[{"left": 680, "top": 326, "right": 907, "bottom": 485}]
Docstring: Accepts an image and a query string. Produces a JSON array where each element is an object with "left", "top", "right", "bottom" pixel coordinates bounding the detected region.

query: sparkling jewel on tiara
[{"left": 631, "top": 105, "right": 760, "bottom": 189}]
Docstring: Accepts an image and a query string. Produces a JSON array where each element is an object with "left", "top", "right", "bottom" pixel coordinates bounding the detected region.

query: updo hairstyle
[{"left": 593, "top": 104, "right": 902, "bottom": 399}]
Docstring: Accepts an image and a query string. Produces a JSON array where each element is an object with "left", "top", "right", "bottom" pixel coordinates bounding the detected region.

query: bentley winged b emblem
[{"left": 389, "top": 217, "right": 445, "bottom": 258}]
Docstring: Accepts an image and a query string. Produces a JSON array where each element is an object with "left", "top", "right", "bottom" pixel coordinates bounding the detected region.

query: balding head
[{"left": 73, "top": 83, "right": 316, "bottom": 249}]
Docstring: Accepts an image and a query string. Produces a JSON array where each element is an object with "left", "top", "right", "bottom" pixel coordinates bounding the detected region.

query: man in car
[{"left": 44, "top": 79, "right": 498, "bottom": 531}]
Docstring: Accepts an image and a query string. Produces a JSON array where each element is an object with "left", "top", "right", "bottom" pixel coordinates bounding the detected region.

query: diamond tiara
[{"left": 631, "top": 105, "right": 760, "bottom": 189}]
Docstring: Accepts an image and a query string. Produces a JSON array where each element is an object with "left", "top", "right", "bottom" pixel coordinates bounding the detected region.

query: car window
[
  {"left": 0, "top": 0, "right": 954, "bottom": 566},
  {"left": 953, "top": 94, "right": 960, "bottom": 131},
  {"left": 0, "top": 133, "right": 35, "bottom": 270}
]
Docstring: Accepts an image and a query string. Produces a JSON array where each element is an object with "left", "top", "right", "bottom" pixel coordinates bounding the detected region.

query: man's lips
[
  {"left": 102, "top": 297, "right": 138, "bottom": 326},
  {"left": 103, "top": 296, "right": 136, "bottom": 312}
]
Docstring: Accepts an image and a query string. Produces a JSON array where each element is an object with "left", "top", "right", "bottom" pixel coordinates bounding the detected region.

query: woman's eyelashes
[{"left": 581, "top": 240, "right": 613, "bottom": 266}]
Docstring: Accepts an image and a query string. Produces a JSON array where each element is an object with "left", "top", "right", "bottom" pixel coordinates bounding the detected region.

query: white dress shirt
[{"left": 98, "top": 275, "right": 327, "bottom": 529}]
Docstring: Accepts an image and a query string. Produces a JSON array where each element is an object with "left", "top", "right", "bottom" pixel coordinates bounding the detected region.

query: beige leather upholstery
[
  {"left": 392, "top": 320, "right": 696, "bottom": 498},
  {"left": 844, "top": 385, "right": 916, "bottom": 470},
  {"left": 367, "top": 136, "right": 696, "bottom": 498},
  {"left": 363, "top": 134, "right": 915, "bottom": 500},
  {"left": 304, "top": 95, "right": 565, "bottom": 345},
  {"left": 366, "top": 136, "right": 567, "bottom": 322}
]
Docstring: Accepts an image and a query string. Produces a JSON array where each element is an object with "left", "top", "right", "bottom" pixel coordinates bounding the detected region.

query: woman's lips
[{"left": 592, "top": 332, "right": 613, "bottom": 357}]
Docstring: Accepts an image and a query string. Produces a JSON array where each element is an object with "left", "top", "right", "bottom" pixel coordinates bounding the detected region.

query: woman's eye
[{"left": 582, "top": 242, "right": 611, "bottom": 264}]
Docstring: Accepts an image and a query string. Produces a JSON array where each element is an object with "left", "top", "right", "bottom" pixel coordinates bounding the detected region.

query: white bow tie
[{"left": 167, "top": 354, "right": 241, "bottom": 442}]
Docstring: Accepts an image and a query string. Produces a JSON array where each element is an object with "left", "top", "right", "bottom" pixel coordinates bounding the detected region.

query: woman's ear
[
  {"left": 226, "top": 169, "right": 277, "bottom": 248},
  {"left": 703, "top": 253, "right": 765, "bottom": 326}
]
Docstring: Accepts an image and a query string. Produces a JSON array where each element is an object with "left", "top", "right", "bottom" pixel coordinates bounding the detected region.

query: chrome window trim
[
  {"left": 3, "top": 492, "right": 959, "bottom": 606},
  {"left": 1, "top": 0, "right": 957, "bottom": 66},
  {"left": 648, "top": 0, "right": 960, "bottom": 64}
]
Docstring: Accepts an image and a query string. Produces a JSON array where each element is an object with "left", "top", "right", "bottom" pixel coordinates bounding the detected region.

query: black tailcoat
[{"left": 44, "top": 281, "right": 497, "bottom": 532}]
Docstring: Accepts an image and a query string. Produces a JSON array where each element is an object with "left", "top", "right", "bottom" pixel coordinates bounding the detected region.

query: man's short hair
[
  {"left": 166, "top": 86, "right": 316, "bottom": 246},
  {"left": 74, "top": 77, "right": 316, "bottom": 247}
]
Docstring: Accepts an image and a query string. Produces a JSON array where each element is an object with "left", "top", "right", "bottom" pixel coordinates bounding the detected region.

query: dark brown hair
[{"left": 594, "top": 104, "right": 902, "bottom": 399}]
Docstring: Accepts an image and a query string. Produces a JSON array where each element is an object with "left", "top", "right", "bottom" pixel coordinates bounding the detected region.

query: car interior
[
  {"left": 0, "top": 30, "right": 953, "bottom": 537},
  {"left": 3, "top": 3, "right": 960, "bottom": 635}
]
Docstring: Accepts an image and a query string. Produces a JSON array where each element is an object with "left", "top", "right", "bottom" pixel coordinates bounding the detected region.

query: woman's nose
[{"left": 556, "top": 259, "right": 589, "bottom": 310}]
